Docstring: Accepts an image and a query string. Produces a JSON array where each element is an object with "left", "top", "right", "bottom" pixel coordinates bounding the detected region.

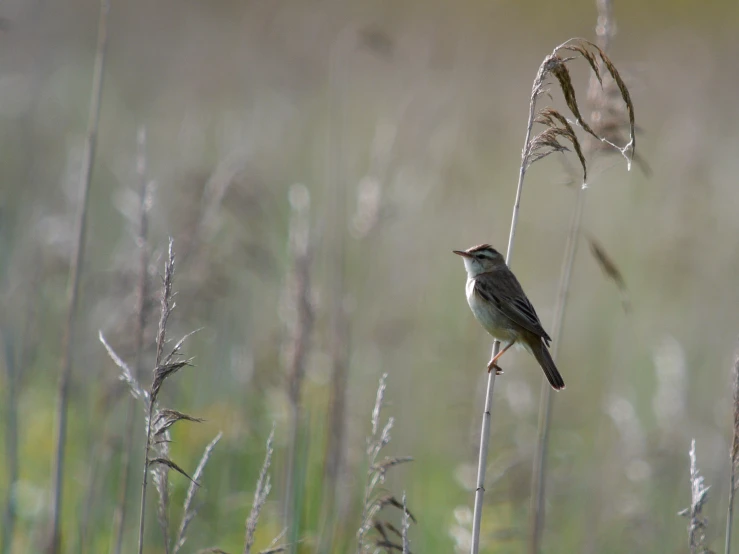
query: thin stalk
[
  {"left": 528, "top": 184, "right": 586, "bottom": 554},
  {"left": 528, "top": 4, "right": 615, "bottom": 551},
  {"left": 470, "top": 65, "right": 543, "bottom": 554},
  {"left": 728, "top": 469, "right": 735, "bottom": 554},
  {"left": 48, "top": 1, "right": 109, "bottom": 551},
  {"left": 137, "top": 396, "right": 155, "bottom": 554},
  {"left": 725, "top": 345, "right": 739, "bottom": 554},
  {"left": 138, "top": 241, "right": 174, "bottom": 554},
  {"left": 683, "top": 440, "right": 710, "bottom": 552},
  {"left": 284, "top": 403, "right": 300, "bottom": 539},
  {"left": 113, "top": 127, "right": 150, "bottom": 554}
]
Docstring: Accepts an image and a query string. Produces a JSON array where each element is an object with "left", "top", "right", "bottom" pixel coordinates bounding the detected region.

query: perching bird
[{"left": 453, "top": 244, "right": 565, "bottom": 390}]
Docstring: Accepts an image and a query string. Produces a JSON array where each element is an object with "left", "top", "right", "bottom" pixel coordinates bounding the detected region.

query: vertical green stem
[{"left": 528, "top": 184, "right": 586, "bottom": 554}]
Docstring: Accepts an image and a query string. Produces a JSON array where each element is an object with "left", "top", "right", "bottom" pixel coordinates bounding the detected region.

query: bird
[{"left": 453, "top": 244, "right": 565, "bottom": 390}]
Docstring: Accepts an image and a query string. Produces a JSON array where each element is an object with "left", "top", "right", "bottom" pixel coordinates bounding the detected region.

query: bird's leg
[{"left": 487, "top": 340, "right": 516, "bottom": 373}]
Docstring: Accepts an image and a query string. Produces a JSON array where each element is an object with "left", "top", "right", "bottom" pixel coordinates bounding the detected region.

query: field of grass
[{"left": 2, "top": 0, "right": 739, "bottom": 553}]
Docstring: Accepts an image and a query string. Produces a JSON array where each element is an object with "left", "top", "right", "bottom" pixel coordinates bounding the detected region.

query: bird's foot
[{"left": 487, "top": 361, "right": 504, "bottom": 375}]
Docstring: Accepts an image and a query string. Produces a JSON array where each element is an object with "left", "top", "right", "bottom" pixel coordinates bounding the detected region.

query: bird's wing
[{"left": 474, "top": 271, "right": 552, "bottom": 344}]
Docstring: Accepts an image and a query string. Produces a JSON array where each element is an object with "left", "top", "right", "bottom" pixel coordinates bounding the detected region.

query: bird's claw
[{"left": 487, "top": 362, "right": 504, "bottom": 375}]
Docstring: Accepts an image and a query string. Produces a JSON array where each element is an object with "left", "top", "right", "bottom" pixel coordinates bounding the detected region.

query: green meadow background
[{"left": 1, "top": 0, "right": 739, "bottom": 552}]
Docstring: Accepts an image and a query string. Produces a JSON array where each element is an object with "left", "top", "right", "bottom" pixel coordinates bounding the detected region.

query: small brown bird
[{"left": 453, "top": 244, "right": 565, "bottom": 390}]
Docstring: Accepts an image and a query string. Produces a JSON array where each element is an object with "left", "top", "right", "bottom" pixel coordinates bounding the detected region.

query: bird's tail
[{"left": 531, "top": 339, "right": 565, "bottom": 390}]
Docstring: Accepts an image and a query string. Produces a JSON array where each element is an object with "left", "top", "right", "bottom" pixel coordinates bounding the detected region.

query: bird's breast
[
  {"left": 465, "top": 277, "right": 493, "bottom": 327},
  {"left": 465, "top": 277, "right": 476, "bottom": 306},
  {"left": 465, "top": 276, "right": 517, "bottom": 342}
]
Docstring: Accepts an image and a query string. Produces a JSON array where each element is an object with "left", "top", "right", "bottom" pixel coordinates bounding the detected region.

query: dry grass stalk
[
  {"left": 357, "top": 374, "right": 415, "bottom": 554},
  {"left": 259, "top": 528, "right": 289, "bottom": 554},
  {"left": 521, "top": 38, "right": 635, "bottom": 187},
  {"left": 140, "top": 240, "right": 176, "bottom": 554},
  {"left": 527, "top": 2, "right": 642, "bottom": 551},
  {"left": 244, "top": 427, "right": 275, "bottom": 554},
  {"left": 679, "top": 440, "right": 711, "bottom": 553},
  {"left": 401, "top": 492, "right": 410, "bottom": 554},
  {"left": 725, "top": 344, "right": 739, "bottom": 554},
  {"left": 100, "top": 239, "right": 203, "bottom": 554},
  {"left": 282, "top": 184, "right": 314, "bottom": 540},
  {"left": 527, "top": 187, "right": 586, "bottom": 554},
  {"left": 48, "top": 1, "right": 110, "bottom": 551},
  {"left": 472, "top": 32, "right": 637, "bottom": 554},
  {"left": 99, "top": 333, "right": 145, "bottom": 401},
  {"left": 173, "top": 432, "right": 223, "bottom": 553}
]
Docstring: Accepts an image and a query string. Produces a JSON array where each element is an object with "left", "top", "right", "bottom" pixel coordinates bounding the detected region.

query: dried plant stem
[
  {"left": 356, "top": 374, "right": 389, "bottom": 553},
  {"left": 470, "top": 367, "right": 497, "bottom": 554},
  {"left": 681, "top": 440, "right": 710, "bottom": 553},
  {"left": 137, "top": 392, "right": 156, "bottom": 554},
  {"left": 284, "top": 404, "right": 301, "bottom": 551},
  {"left": 244, "top": 428, "right": 275, "bottom": 554},
  {"left": 729, "top": 452, "right": 736, "bottom": 554},
  {"left": 725, "top": 344, "right": 739, "bottom": 554},
  {"left": 138, "top": 241, "right": 175, "bottom": 554},
  {"left": 48, "top": 1, "right": 109, "bottom": 551},
  {"left": 528, "top": 185, "right": 586, "bottom": 554},
  {"left": 356, "top": 374, "right": 414, "bottom": 553},
  {"left": 174, "top": 432, "right": 223, "bottom": 553},
  {"left": 470, "top": 29, "right": 639, "bottom": 550},
  {"left": 401, "top": 492, "right": 410, "bottom": 554},
  {"left": 470, "top": 60, "right": 544, "bottom": 554},
  {"left": 529, "top": 4, "right": 615, "bottom": 550},
  {"left": 113, "top": 127, "right": 151, "bottom": 554}
]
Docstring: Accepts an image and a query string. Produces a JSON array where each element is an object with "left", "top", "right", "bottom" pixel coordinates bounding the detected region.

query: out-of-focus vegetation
[{"left": 1, "top": 0, "right": 739, "bottom": 552}]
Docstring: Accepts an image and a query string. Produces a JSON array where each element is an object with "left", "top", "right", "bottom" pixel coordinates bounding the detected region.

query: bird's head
[{"left": 452, "top": 244, "right": 505, "bottom": 277}]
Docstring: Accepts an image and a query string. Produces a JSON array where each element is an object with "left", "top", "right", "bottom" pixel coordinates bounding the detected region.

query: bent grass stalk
[
  {"left": 471, "top": 49, "right": 565, "bottom": 554},
  {"left": 528, "top": 186, "right": 585, "bottom": 553},
  {"left": 470, "top": 37, "right": 636, "bottom": 554},
  {"left": 529, "top": 2, "right": 641, "bottom": 550},
  {"left": 102, "top": 239, "right": 214, "bottom": 553},
  {"left": 137, "top": 242, "right": 176, "bottom": 554}
]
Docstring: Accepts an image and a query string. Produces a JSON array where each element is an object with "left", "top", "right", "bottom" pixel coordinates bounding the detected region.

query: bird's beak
[{"left": 452, "top": 250, "right": 472, "bottom": 258}]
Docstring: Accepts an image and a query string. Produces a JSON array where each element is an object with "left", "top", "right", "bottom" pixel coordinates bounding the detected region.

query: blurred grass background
[{"left": 1, "top": 0, "right": 739, "bottom": 552}]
